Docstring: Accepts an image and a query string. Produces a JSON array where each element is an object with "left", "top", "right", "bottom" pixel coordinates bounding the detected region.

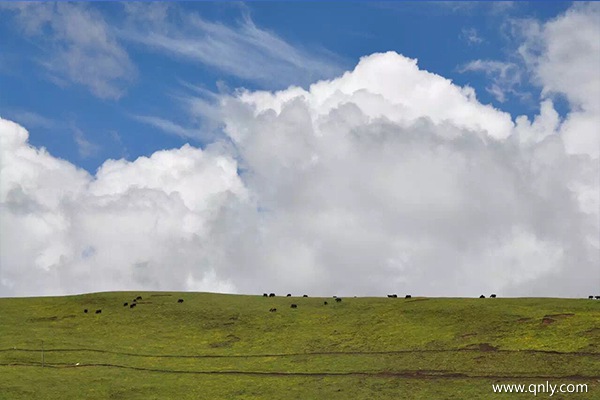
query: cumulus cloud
[
  {"left": 213, "top": 51, "right": 597, "bottom": 297},
  {"left": 517, "top": 2, "right": 600, "bottom": 159},
  {"left": 0, "top": 119, "right": 246, "bottom": 296},
  {"left": 1, "top": 5, "right": 598, "bottom": 298}
]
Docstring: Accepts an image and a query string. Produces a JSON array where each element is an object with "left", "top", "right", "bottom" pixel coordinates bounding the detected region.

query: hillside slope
[{"left": 0, "top": 292, "right": 598, "bottom": 399}]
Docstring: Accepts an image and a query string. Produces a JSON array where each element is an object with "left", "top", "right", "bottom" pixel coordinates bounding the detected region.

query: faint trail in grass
[
  {"left": 0, "top": 362, "right": 598, "bottom": 380},
  {"left": 0, "top": 347, "right": 598, "bottom": 358}
]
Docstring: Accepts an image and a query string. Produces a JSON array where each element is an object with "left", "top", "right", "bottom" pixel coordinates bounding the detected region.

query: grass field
[{"left": 0, "top": 292, "right": 598, "bottom": 399}]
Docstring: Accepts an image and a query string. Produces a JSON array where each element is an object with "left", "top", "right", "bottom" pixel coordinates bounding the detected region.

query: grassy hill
[{"left": 0, "top": 292, "right": 598, "bottom": 399}]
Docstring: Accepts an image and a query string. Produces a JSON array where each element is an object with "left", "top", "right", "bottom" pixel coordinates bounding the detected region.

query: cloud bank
[{"left": 1, "top": 5, "right": 598, "bottom": 298}]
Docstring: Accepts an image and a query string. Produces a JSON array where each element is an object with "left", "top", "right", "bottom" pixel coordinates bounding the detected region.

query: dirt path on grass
[{"left": 1, "top": 362, "right": 598, "bottom": 381}]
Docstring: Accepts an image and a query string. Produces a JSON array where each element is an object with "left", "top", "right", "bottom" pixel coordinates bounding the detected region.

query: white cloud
[
  {"left": 1, "top": 3, "right": 136, "bottom": 99},
  {"left": 72, "top": 126, "right": 100, "bottom": 159},
  {"left": 120, "top": 6, "right": 343, "bottom": 88},
  {"left": 1, "top": 4, "right": 598, "bottom": 298},
  {"left": 212, "top": 52, "right": 597, "bottom": 297},
  {"left": 131, "top": 115, "right": 201, "bottom": 140},
  {"left": 460, "top": 27, "right": 484, "bottom": 45},
  {"left": 459, "top": 60, "right": 522, "bottom": 103},
  {"left": 517, "top": 2, "right": 600, "bottom": 159},
  {"left": 0, "top": 118, "right": 245, "bottom": 296},
  {"left": 2, "top": 110, "right": 57, "bottom": 130}
]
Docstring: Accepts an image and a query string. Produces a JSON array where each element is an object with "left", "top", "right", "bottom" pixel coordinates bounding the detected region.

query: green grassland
[{"left": 0, "top": 292, "right": 598, "bottom": 399}]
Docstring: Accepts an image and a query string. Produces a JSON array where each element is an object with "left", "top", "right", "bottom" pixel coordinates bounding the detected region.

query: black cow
[
  {"left": 269, "top": 293, "right": 276, "bottom": 297},
  {"left": 123, "top": 302, "right": 128, "bottom": 307},
  {"left": 490, "top": 294, "right": 497, "bottom": 298},
  {"left": 269, "top": 308, "right": 277, "bottom": 312},
  {"left": 589, "top": 295, "right": 594, "bottom": 299},
  {"left": 287, "top": 294, "right": 292, "bottom": 297},
  {"left": 136, "top": 296, "right": 142, "bottom": 300},
  {"left": 95, "top": 309, "right": 102, "bottom": 314},
  {"left": 479, "top": 295, "right": 485, "bottom": 298},
  {"left": 132, "top": 298, "right": 137, "bottom": 303},
  {"left": 303, "top": 295, "right": 308, "bottom": 298},
  {"left": 178, "top": 299, "right": 184, "bottom": 303},
  {"left": 324, "top": 301, "right": 328, "bottom": 305},
  {"left": 83, "top": 309, "right": 88, "bottom": 313},
  {"left": 405, "top": 295, "right": 411, "bottom": 299},
  {"left": 388, "top": 294, "right": 397, "bottom": 298},
  {"left": 130, "top": 303, "right": 136, "bottom": 309},
  {"left": 335, "top": 298, "right": 342, "bottom": 302},
  {"left": 263, "top": 293, "right": 268, "bottom": 297},
  {"left": 291, "top": 304, "right": 298, "bottom": 308},
  {"left": 595, "top": 296, "right": 600, "bottom": 300}
]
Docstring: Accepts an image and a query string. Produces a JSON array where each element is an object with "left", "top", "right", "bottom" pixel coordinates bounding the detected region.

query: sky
[{"left": 0, "top": 1, "right": 598, "bottom": 298}]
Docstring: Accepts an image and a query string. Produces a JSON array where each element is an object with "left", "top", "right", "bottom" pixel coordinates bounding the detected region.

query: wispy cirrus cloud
[
  {"left": 132, "top": 115, "right": 201, "bottom": 140},
  {"left": 460, "top": 27, "right": 484, "bottom": 45},
  {"left": 459, "top": 60, "right": 523, "bottom": 103},
  {"left": 2, "top": 109, "right": 57, "bottom": 130},
  {"left": 1, "top": 2, "right": 136, "bottom": 99},
  {"left": 71, "top": 125, "right": 100, "bottom": 159},
  {"left": 120, "top": 5, "right": 345, "bottom": 89}
]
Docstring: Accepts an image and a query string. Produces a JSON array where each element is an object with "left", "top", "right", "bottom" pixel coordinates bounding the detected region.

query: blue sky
[
  {"left": 2, "top": 2, "right": 598, "bottom": 297},
  {"left": 0, "top": 2, "right": 572, "bottom": 173}
]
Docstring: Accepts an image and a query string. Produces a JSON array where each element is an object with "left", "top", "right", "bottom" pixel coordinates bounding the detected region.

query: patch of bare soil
[
  {"left": 543, "top": 313, "right": 574, "bottom": 319},
  {"left": 541, "top": 317, "right": 555, "bottom": 325},
  {"left": 464, "top": 343, "right": 498, "bottom": 352}
]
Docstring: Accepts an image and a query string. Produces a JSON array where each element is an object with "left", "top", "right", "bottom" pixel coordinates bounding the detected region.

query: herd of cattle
[
  {"left": 82, "top": 293, "right": 599, "bottom": 314},
  {"left": 83, "top": 295, "right": 185, "bottom": 315}
]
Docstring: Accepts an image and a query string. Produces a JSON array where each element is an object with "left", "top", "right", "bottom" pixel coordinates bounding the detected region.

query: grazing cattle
[
  {"left": 479, "top": 295, "right": 485, "bottom": 298},
  {"left": 490, "top": 294, "right": 497, "bottom": 298},
  {"left": 263, "top": 293, "right": 268, "bottom": 297},
  {"left": 130, "top": 303, "right": 136, "bottom": 309},
  {"left": 269, "top": 308, "right": 277, "bottom": 312},
  {"left": 178, "top": 299, "right": 184, "bottom": 303},
  {"left": 291, "top": 304, "right": 298, "bottom": 308},
  {"left": 123, "top": 302, "right": 128, "bottom": 307},
  {"left": 287, "top": 294, "right": 292, "bottom": 297},
  {"left": 303, "top": 295, "right": 308, "bottom": 297},
  {"left": 387, "top": 294, "right": 397, "bottom": 298},
  {"left": 95, "top": 309, "right": 102, "bottom": 314},
  {"left": 83, "top": 309, "right": 88, "bottom": 313},
  {"left": 596, "top": 296, "right": 600, "bottom": 300},
  {"left": 335, "top": 298, "right": 342, "bottom": 302},
  {"left": 324, "top": 301, "right": 328, "bottom": 305},
  {"left": 405, "top": 295, "right": 411, "bottom": 299},
  {"left": 136, "top": 296, "right": 142, "bottom": 300},
  {"left": 269, "top": 293, "right": 276, "bottom": 297},
  {"left": 132, "top": 298, "right": 137, "bottom": 303},
  {"left": 589, "top": 295, "right": 594, "bottom": 299}
]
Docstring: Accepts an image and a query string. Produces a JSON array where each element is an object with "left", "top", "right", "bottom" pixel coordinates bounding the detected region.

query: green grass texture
[{"left": 1, "top": 292, "right": 598, "bottom": 399}]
